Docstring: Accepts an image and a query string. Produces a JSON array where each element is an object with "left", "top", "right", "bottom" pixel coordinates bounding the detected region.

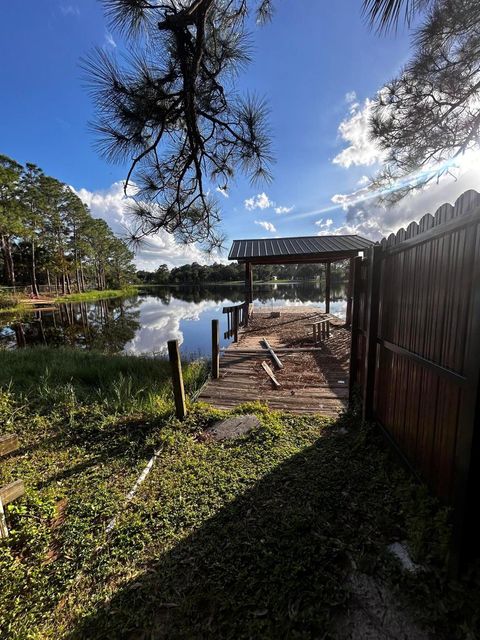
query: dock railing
[{"left": 222, "top": 301, "right": 251, "bottom": 342}]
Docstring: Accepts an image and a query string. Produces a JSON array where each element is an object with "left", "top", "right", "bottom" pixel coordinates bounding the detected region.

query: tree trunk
[
  {"left": 75, "top": 266, "right": 81, "bottom": 293},
  {"left": 31, "top": 238, "right": 39, "bottom": 297},
  {"left": 80, "top": 261, "right": 86, "bottom": 292},
  {"left": 1, "top": 235, "right": 16, "bottom": 289},
  {"left": 14, "top": 323, "right": 26, "bottom": 348}
]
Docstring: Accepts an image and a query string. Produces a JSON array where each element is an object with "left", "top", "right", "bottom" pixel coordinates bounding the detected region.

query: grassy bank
[
  {"left": 0, "top": 291, "right": 27, "bottom": 316},
  {"left": 1, "top": 348, "right": 479, "bottom": 639},
  {"left": 0, "top": 346, "right": 207, "bottom": 410},
  {"left": 0, "top": 287, "right": 137, "bottom": 317},
  {"left": 54, "top": 286, "right": 137, "bottom": 303}
]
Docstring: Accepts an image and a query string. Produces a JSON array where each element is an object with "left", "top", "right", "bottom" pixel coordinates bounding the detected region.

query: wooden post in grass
[
  {"left": 212, "top": 319, "right": 219, "bottom": 379},
  {"left": 0, "top": 480, "right": 25, "bottom": 539},
  {"left": 0, "top": 435, "right": 23, "bottom": 538},
  {"left": 0, "top": 498, "right": 8, "bottom": 538},
  {"left": 167, "top": 340, "right": 186, "bottom": 420}
]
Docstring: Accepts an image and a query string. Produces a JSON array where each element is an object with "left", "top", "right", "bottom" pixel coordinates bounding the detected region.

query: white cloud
[
  {"left": 73, "top": 181, "right": 226, "bottom": 270},
  {"left": 245, "top": 192, "right": 293, "bottom": 215},
  {"left": 274, "top": 205, "right": 293, "bottom": 214},
  {"left": 244, "top": 192, "right": 272, "bottom": 210},
  {"left": 59, "top": 4, "right": 80, "bottom": 16},
  {"left": 333, "top": 98, "right": 385, "bottom": 168},
  {"left": 254, "top": 220, "right": 276, "bottom": 233},
  {"left": 345, "top": 91, "right": 357, "bottom": 104},
  {"left": 104, "top": 32, "right": 117, "bottom": 48},
  {"left": 315, "top": 218, "right": 334, "bottom": 230},
  {"left": 327, "top": 154, "right": 480, "bottom": 240},
  {"left": 123, "top": 297, "right": 226, "bottom": 356},
  {"left": 216, "top": 186, "right": 229, "bottom": 198}
]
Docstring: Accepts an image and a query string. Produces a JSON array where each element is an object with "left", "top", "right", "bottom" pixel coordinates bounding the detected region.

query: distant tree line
[
  {"left": 0, "top": 154, "right": 136, "bottom": 295},
  {"left": 137, "top": 261, "right": 349, "bottom": 285}
]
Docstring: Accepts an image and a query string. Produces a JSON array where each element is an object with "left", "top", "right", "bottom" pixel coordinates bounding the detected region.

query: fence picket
[{"left": 350, "top": 188, "right": 480, "bottom": 572}]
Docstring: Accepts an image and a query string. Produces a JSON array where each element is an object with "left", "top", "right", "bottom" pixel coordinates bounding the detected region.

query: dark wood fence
[
  {"left": 350, "top": 189, "right": 480, "bottom": 568},
  {"left": 223, "top": 302, "right": 251, "bottom": 342}
]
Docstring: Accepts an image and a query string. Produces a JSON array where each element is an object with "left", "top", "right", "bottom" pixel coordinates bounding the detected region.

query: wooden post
[
  {"left": 233, "top": 306, "right": 239, "bottom": 343},
  {"left": 167, "top": 340, "right": 187, "bottom": 420},
  {"left": 245, "top": 262, "right": 253, "bottom": 304},
  {"left": 249, "top": 264, "right": 253, "bottom": 304},
  {"left": 349, "top": 256, "right": 363, "bottom": 406},
  {"left": 362, "top": 245, "right": 382, "bottom": 422},
  {"left": 325, "top": 262, "right": 331, "bottom": 314},
  {"left": 0, "top": 498, "right": 8, "bottom": 539},
  {"left": 345, "top": 256, "right": 355, "bottom": 328},
  {"left": 211, "top": 319, "right": 219, "bottom": 379}
]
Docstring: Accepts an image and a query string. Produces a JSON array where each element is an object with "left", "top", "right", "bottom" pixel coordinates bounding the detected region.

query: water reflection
[{"left": 0, "top": 282, "right": 347, "bottom": 358}]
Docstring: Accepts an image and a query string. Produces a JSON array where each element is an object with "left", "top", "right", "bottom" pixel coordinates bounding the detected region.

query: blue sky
[{"left": 1, "top": 1, "right": 478, "bottom": 268}]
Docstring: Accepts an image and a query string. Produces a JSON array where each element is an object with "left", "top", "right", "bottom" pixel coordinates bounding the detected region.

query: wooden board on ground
[
  {"left": 0, "top": 480, "right": 25, "bottom": 505},
  {"left": 0, "top": 434, "right": 19, "bottom": 457}
]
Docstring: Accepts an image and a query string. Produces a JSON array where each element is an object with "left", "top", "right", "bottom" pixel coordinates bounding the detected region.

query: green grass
[
  {"left": 0, "top": 346, "right": 207, "bottom": 411},
  {"left": 1, "top": 357, "right": 479, "bottom": 640},
  {"left": 0, "top": 291, "right": 27, "bottom": 316},
  {"left": 0, "top": 287, "right": 137, "bottom": 316},
  {"left": 54, "top": 286, "right": 137, "bottom": 303}
]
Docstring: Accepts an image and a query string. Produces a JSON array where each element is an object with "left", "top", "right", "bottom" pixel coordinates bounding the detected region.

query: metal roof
[{"left": 228, "top": 234, "right": 374, "bottom": 262}]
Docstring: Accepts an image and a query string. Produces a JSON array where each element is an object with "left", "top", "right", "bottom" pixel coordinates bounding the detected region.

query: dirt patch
[{"left": 334, "top": 573, "right": 430, "bottom": 640}]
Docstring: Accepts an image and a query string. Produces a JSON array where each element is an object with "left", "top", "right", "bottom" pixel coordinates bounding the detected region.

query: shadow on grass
[{"left": 66, "top": 415, "right": 422, "bottom": 640}]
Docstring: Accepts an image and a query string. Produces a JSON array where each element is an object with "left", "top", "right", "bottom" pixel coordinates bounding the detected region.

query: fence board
[{"left": 350, "top": 189, "right": 480, "bottom": 569}]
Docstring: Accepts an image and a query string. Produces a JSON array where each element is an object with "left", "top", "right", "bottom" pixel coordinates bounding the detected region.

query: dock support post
[
  {"left": 167, "top": 340, "right": 187, "bottom": 420},
  {"left": 325, "top": 262, "right": 331, "bottom": 314},
  {"left": 345, "top": 256, "right": 355, "bottom": 328},
  {"left": 245, "top": 262, "right": 253, "bottom": 304},
  {"left": 211, "top": 319, "right": 219, "bottom": 379},
  {"left": 233, "top": 306, "right": 239, "bottom": 343}
]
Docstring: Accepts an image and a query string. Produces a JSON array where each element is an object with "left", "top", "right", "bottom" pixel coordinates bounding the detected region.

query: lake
[{"left": 0, "top": 282, "right": 347, "bottom": 358}]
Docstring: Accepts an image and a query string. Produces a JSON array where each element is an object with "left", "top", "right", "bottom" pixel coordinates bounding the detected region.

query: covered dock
[
  {"left": 229, "top": 234, "right": 373, "bottom": 324},
  {"left": 198, "top": 234, "right": 374, "bottom": 415}
]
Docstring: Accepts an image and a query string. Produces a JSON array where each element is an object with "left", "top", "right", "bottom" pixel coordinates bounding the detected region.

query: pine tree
[{"left": 84, "top": 0, "right": 274, "bottom": 250}]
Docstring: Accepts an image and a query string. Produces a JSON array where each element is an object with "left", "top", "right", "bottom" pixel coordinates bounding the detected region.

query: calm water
[{"left": 0, "top": 282, "right": 347, "bottom": 358}]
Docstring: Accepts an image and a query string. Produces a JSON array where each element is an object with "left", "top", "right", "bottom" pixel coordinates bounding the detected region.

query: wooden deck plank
[{"left": 197, "top": 307, "right": 350, "bottom": 416}]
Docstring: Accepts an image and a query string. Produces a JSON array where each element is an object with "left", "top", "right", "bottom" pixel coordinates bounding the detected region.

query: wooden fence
[
  {"left": 350, "top": 189, "right": 480, "bottom": 569},
  {"left": 223, "top": 301, "right": 251, "bottom": 342}
]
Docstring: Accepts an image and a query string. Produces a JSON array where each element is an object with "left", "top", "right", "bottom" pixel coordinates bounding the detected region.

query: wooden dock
[{"left": 198, "top": 307, "right": 350, "bottom": 416}]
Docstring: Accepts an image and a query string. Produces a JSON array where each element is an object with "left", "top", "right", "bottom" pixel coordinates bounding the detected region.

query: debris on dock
[{"left": 198, "top": 307, "right": 350, "bottom": 416}]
